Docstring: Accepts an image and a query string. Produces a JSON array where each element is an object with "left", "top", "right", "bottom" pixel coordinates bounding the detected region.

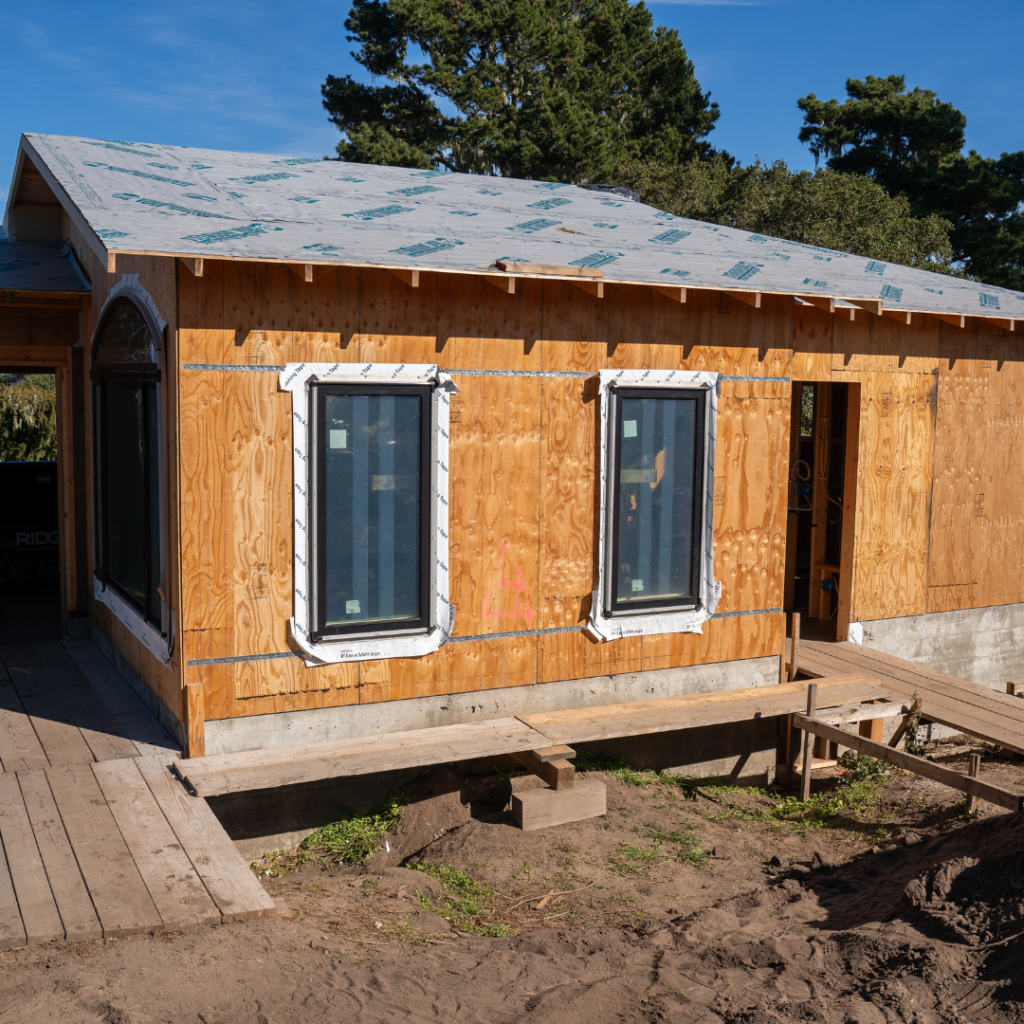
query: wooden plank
[
  {"left": 186, "top": 683, "right": 205, "bottom": 759},
  {"left": 512, "top": 777, "right": 606, "bottom": 831},
  {"left": 30, "top": 643, "right": 139, "bottom": 762},
  {"left": 0, "top": 676, "right": 48, "bottom": 772},
  {"left": 136, "top": 757, "right": 275, "bottom": 921},
  {"left": 0, "top": 645, "right": 95, "bottom": 766},
  {"left": 177, "top": 718, "right": 555, "bottom": 797},
  {"left": 791, "top": 644, "right": 1024, "bottom": 755},
  {"left": 493, "top": 260, "right": 603, "bottom": 278},
  {"left": 517, "top": 674, "right": 888, "bottom": 746},
  {"left": 61, "top": 642, "right": 179, "bottom": 758},
  {"left": 794, "top": 714, "right": 1024, "bottom": 812},
  {"left": 45, "top": 764, "right": 161, "bottom": 937},
  {"left": 805, "top": 641, "right": 1024, "bottom": 726},
  {"left": 93, "top": 760, "right": 220, "bottom": 931},
  {"left": 0, "top": 833, "right": 26, "bottom": 948},
  {"left": 530, "top": 744, "right": 576, "bottom": 762},
  {"left": 16, "top": 770, "right": 102, "bottom": 942},
  {"left": 0, "top": 773, "right": 64, "bottom": 944},
  {"left": 510, "top": 751, "right": 575, "bottom": 790},
  {"left": 815, "top": 700, "right": 909, "bottom": 726}
]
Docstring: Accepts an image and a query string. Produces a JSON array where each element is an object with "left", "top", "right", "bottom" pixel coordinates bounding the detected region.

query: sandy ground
[{"left": 2, "top": 747, "right": 1024, "bottom": 1024}]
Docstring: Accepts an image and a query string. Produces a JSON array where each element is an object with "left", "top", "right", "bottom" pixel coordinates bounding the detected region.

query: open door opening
[
  {"left": 0, "top": 369, "right": 64, "bottom": 642},
  {"left": 783, "top": 381, "right": 859, "bottom": 643}
]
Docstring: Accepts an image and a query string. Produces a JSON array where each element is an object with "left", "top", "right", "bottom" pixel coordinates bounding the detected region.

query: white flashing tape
[
  {"left": 280, "top": 362, "right": 457, "bottom": 666},
  {"left": 586, "top": 368, "right": 721, "bottom": 642},
  {"left": 848, "top": 622, "right": 864, "bottom": 645},
  {"left": 93, "top": 575, "right": 171, "bottom": 664}
]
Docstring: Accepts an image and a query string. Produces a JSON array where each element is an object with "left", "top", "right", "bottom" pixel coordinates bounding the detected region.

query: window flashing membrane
[
  {"left": 586, "top": 369, "right": 721, "bottom": 642},
  {"left": 280, "top": 362, "right": 457, "bottom": 666}
]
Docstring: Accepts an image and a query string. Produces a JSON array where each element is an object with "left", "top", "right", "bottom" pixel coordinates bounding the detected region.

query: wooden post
[
  {"left": 1008, "top": 682, "right": 1019, "bottom": 698},
  {"left": 185, "top": 683, "right": 205, "bottom": 759},
  {"left": 836, "top": 382, "right": 861, "bottom": 641},
  {"left": 800, "top": 682, "right": 818, "bottom": 801},
  {"left": 779, "top": 650, "right": 787, "bottom": 686},
  {"left": 966, "top": 753, "right": 981, "bottom": 813},
  {"left": 859, "top": 700, "right": 884, "bottom": 743},
  {"left": 788, "top": 612, "right": 800, "bottom": 682}
]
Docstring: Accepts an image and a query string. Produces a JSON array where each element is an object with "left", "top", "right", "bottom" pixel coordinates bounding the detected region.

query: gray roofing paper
[
  {"left": 14, "top": 133, "right": 1024, "bottom": 318},
  {"left": 0, "top": 236, "right": 89, "bottom": 293}
]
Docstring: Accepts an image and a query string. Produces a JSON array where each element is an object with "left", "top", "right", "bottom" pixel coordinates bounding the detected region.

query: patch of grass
[
  {"left": 574, "top": 750, "right": 704, "bottom": 797},
  {"left": 641, "top": 823, "right": 711, "bottom": 865},
  {"left": 610, "top": 842, "right": 662, "bottom": 875},
  {"left": 301, "top": 788, "right": 409, "bottom": 864},
  {"left": 415, "top": 864, "right": 514, "bottom": 937}
]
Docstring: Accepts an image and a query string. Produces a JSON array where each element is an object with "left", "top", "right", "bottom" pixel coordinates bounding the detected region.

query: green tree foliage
[
  {"left": 798, "top": 75, "right": 1024, "bottom": 288},
  {"left": 615, "top": 157, "right": 956, "bottom": 272},
  {"left": 322, "top": 0, "right": 721, "bottom": 182},
  {"left": 0, "top": 374, "right": 57, "bottom": 462}
]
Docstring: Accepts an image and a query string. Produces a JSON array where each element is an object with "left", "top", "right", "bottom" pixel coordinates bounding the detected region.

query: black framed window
[
  {"left": 606, "top": 387, "right": 706, "bottom": 615},
  {"left": 92, "top": 298, "right": 164, "bottom": 630},
  {"left": 310, "top": 383, "right": 432, "bottom": 641}
]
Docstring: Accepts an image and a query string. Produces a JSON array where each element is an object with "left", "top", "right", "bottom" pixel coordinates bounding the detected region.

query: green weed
[
  {"left": 302, "top": 788, "right": 409, "bottom": 864},
  {"left": 415, "top": 864, "right": 514, "bottom": 937}
]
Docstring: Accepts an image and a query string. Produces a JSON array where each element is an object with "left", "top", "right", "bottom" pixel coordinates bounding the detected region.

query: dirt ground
[{"left": 2, "top": 745, "right": 1024, "bottom": 1024}]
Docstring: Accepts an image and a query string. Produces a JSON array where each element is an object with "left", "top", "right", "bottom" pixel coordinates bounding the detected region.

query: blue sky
[{"left": 2, "top": 0, "right": 1023, "bottom": 211}]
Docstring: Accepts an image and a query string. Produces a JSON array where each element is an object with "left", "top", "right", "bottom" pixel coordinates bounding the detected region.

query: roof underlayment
[
  {"left": 7, "top": 133, "right": 1024, "bottom": 319},
  {"left": 0, "top": 236, "right": 89, "bottom": 294}
]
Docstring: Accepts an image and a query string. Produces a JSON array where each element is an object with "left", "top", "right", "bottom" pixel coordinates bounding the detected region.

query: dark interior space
[
  {"left": 0, "top": 367, "right": 63, "bottom": 643},
  {"left": 784, "top": 381, "right": 851, "bottom": 641}
]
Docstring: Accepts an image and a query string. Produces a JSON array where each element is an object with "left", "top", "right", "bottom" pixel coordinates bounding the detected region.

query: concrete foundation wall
[
  {"left": 206, "top": 655, "right": 782, "bottom": 756},
  {"left": 858, "top": 603, "right": 1024, "bottom": 690}
]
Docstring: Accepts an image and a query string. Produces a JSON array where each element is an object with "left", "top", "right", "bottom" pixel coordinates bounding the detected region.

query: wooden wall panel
[
  {"left": 163, "top": 256, "right": 1024, "bottom": 724},
  {"left": 849, "top": 372, "right": 936, "bottom": 622}
]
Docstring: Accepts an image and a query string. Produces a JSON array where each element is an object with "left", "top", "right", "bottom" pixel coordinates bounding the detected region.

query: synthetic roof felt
[
  {"left": 0, "top": 236, "right": 89, "bottom": 293},
  {"left": 10, "top": 133, "right": 1024, "bottom": 318}
]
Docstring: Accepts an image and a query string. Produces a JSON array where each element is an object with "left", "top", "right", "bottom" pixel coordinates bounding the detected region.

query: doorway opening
[
  {"left": 0, "top": 370, "right": 63, "bottom": 643},
  {"left": 783, "top": 381, "right": 858, "bottom": 643}
]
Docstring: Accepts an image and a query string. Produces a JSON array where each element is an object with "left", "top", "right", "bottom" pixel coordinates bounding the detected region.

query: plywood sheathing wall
[
  {"left": 178, "top": 263, "right": 788, "bottom": 722},
  {"left": 789, "top": 304, "right": 1024, "bottom": 627},
  {"left": 62, "top": 216, "right": 185, "bottom": 726}
]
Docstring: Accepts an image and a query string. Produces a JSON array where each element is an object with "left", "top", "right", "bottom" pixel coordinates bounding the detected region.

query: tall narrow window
[
  {"left": 92, "top": 298, "right": 165, "bottom": 630},
  {"left": 606, "top": 387, "right": 706, "bottom": 615},
  {"left": 310, "top": 383, "right": 432, "bottom": 640}
]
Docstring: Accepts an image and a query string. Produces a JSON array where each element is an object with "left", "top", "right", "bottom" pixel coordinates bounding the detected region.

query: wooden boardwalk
[
  {"left": 0, "top": 642, "right": 274, "bottom": 949},
  {"left": 177, "top": 673, "right": 890, "bottom": 797},
  {"left": 789, "top": 640, "right": 1024, "bottom": 757}
]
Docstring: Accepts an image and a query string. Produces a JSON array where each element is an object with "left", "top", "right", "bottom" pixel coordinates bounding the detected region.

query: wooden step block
[
  {"left": 511, "top": 777, "right": 606, "bottom": 831},
  {"left": 509, "top": 750, "right": 575, "bottom": 789}
]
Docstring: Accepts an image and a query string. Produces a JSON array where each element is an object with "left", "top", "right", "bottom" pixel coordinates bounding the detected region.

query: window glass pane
[
  {"left": 322, "top": 393, "right": 422, "bottom": 627},
  {"left": 144, "top": 383, "right": 161, "bottom": 622},
  {"left": 103, "top": 383, "right": 146, "bottom": 606},
  {"left": 94, "top": 304, "right": 158, "bottom": 366},
  {"left": 615, "top": 395, "right": 699, "bottom": 606}
]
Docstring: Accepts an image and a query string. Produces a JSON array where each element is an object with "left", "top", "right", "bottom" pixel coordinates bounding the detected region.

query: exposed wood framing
[
  {"left": 178, "top": 257, "right": 204, "bottom": 278},
  {"left": 482, "top": 273, "right": 515, "bottom": 294},
  {"left": 652, "top": 285, "right": 686, "bottom": 303},
  {"left": 571, "top": 279, "right": 603, "bottom": 298},
  {"left": 389, "top": 268, "right": 420, "bottom": 288},
  {"left": 795, "top": 712, "right": 1024, "bottom": 812},
  {"left": 724, "top": 289, "right": 761, "bottom": 308},
  {"left": 290, "top": 263, "right": 314, "bottom": 283}
]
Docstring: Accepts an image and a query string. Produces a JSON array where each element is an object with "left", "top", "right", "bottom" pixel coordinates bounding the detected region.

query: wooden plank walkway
[
  {"left": 0, "top": 642, "right": 275, "bottom": 949},
  {"left": 177, "top": 673, "right": 892, "bottom": 797},
  {"left": 789, "top": 640, "right": 1024, "bottom": 757}
]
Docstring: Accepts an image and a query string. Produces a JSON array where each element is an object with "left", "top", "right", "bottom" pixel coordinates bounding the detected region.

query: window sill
[{"left": 93, "top": 576, "right": 171, "bottom": 665}]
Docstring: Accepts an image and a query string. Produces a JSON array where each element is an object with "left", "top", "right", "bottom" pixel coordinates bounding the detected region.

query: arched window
[{"left": 92, "top": 295, "right": 165, "bottom": 631}]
